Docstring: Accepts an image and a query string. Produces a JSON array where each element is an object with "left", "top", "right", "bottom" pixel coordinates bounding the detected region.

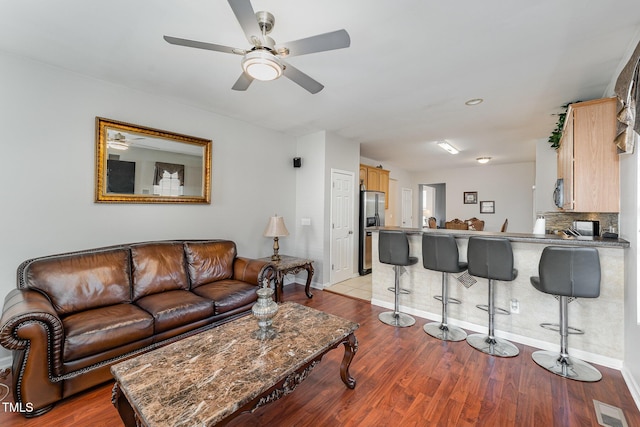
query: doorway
[
  {"left": 419, "top": 183, "right": 446, "bottom": 228},
  {"left": 401, "top": 188, "right": 413, "bottom": 227}
]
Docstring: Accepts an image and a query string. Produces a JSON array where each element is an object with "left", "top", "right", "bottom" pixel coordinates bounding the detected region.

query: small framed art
[
  {"left": 464, "top": 192, "right": 478, "bottom": 204},
  {"left": 480, "top": 201, "right": 495, "bottom": 214}
]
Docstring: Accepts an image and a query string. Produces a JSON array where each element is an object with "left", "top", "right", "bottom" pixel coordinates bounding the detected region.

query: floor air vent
[{"left": 594, "top": 400, "right": 628, "bottom": 427}]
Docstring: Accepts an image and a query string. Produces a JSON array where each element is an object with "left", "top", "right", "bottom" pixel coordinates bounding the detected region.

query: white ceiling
[{"left": 3, "top": 0, "right": 640, "bottom": 172}]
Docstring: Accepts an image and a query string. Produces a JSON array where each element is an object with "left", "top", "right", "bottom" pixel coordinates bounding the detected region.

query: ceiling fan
[
  {"left": 163, "top": 0, "right": 351, "bottom": 94},
  {"left": 107, "top": 132, "right": 144, "bottom": 150}
]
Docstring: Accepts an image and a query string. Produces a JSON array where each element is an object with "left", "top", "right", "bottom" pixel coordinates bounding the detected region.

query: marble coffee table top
[{"left": 111, "top": 302, "right": 359, "bottom": 426}]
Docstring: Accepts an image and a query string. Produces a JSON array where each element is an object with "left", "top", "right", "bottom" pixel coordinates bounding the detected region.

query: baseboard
[
  {"left": 371, "top": 298, "right": 623, "bottom": 370},
  {"left": 622, "top": 365, "right": 640, "bottom": 412}
]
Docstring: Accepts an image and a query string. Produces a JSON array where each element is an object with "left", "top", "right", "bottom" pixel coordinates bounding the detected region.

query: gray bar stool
[
  {"left": 378, "top": 230, "right": 418, "bottom": 327},
  {"left": 530, "top": 246, "right": 602, "bottom": 382},
  {"left": 466, "top": 236, "right": 519, "bottom": 357},
  {"left": 422, "top": 233, "right": 468, "bottom": 341}
]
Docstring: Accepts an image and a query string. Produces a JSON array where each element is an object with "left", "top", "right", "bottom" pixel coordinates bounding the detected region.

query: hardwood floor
[{"left": 1, "top": 285, "right": 638, "bottom": 426}]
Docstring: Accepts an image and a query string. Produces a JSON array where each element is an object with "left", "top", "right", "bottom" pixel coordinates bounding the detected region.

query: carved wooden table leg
[
  {"left": 304, "top": 262, "right": 314, "bottom": 299},
  {"left": 340, "top": 332, "right": 358, "bottom": 389}
]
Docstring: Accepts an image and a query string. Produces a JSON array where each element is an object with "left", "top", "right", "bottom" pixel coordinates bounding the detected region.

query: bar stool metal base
[
  {"left": 466, "top": 333, "right": 519, "bottom": 357},
  {"left": 531, "top": 350, "right": 602, "bottom": 382},
  {"left": 379, "top": 311, "right": 415, "bottom": 327},
  {"left": 423, "top": 322, "right": 467, "bottom": 341}
]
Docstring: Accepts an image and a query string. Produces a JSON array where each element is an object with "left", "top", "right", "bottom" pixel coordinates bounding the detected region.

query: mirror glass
[{"left": 95, "top": 118, "right": 211, "bottom": 203}]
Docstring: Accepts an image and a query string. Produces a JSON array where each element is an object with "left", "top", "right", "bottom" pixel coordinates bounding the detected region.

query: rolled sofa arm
[
  {"left": 0, "top": 288, "right": 65, "bottom": 416},
  {"left": 233, "top": 257, "right": 275, "bottom": 286}
]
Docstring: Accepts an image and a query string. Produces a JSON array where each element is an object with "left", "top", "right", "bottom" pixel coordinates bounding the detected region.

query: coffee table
[{"left": 111, "top": 302, "right": 359, "bottom": 426}]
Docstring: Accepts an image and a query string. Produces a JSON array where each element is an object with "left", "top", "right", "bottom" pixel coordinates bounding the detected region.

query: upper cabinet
[
  {"left": 557, "top": 98, "right": 619, "bottom": 212},
  {"left": 359, "top": 164, "right": 390, "bottom": 208}
]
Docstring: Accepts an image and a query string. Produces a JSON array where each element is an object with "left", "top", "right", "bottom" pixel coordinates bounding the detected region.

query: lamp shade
[{"left": 263, "top": 215, "right": 289, "bottom": 237}]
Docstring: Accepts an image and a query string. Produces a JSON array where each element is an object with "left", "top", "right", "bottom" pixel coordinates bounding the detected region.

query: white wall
[
  {"left": 294, "top": 132, "right": 327, "bottom": 283},
  {"left": 412, "top": 162, "right": 536, "bottom": 233},
  {"left": 0, "top": 52, "right": 297, "bottom": 361}
]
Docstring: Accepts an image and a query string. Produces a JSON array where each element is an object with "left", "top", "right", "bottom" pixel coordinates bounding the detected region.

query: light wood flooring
[{"left": 1, "top": 285, "right": 638, "bottom": 426}]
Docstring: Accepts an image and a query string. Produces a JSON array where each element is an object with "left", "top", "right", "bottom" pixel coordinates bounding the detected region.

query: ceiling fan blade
[
  {"left": 232, "top": 73, "right": 254, "bottom": 91},
  {"left": 163, "top": 35, "right": 243, "bottom": 55},
  {"left": 282, "top": 61, "right": 324, "bottom": 94},
  {"left": 227, "top": 0, "right": 260, "bottom": 45},
  {"left": 278, "top": 29, "right": 350, "bottom": 57}
]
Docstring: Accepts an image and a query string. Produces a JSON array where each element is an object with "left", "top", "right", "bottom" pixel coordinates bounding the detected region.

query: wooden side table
[{"left": 259, "top": 255, "right": 314, "bottom": 302}]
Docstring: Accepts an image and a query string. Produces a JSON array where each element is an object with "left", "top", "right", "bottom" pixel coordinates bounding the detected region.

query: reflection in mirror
[{"left": 95, "top": 118, "right": 211, "bottom": 204}]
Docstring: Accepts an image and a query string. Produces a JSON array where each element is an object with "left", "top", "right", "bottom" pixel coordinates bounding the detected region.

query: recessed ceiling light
[
  {"left": 476, "top": 157, "right": 491, "bottom": 164},
  {"left": 465, "top": 98, "right": 484, "bottom": 106},
  {"left": 437, "top": 140, "right": 459, "bottom": 154}
]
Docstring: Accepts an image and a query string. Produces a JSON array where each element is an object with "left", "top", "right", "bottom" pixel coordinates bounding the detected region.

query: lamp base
[{"left": 271, "top": 237, "right": 280, "bottom": 261}]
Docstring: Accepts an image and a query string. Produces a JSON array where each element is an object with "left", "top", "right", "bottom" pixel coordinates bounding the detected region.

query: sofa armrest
[
  {"left": 1, "top": 288, "right": 65, "bottom": 377},
  {"left": 233, "top": 257, "right": 275, "bottom": 286}
]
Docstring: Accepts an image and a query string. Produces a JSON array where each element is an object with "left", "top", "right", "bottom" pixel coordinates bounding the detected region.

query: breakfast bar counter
[{"left": 369, "top": 227, "right": 628, "bottom": 368}]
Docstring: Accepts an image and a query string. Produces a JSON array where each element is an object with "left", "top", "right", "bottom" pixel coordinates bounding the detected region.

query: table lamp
[{"left": 264, "top": 215, "right": 289, "bottom": 261}]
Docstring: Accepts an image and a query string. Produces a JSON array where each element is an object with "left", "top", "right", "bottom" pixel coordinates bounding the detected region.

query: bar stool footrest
[
  {"left": 539, "top": 322, "right": 584, "bottom": 334},
  {"left": 387, "top": 287, "right": 410, "bottom": 294},
  {"left": 475, "top": 304, "right": 510, "bottom": 315},
  {"left": 434, "top": 296, "right": 461, "bottom": 304}
]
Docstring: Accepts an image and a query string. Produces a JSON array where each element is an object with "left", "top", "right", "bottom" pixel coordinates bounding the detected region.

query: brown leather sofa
[{"left": 0, "top": 239, "right": 274, "bottom": 417}]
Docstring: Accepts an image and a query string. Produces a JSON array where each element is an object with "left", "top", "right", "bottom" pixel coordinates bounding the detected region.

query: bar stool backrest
[
  {"left": 379, "top": 231, "right": 413, "bottom": 266},
  {"left": 467, "top": 237, "right": 517, "bottom": 281},
  {"left": 422, "top": 234, "right": 467, "bottom": 273},
  {"left": 537, "top": 246, "right": 601, "bottom": 298}
]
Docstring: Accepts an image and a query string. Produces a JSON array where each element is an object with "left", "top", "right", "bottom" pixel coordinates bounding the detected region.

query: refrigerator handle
[{"left": 374, "top": 213, "right": 380, "bottom": 226}]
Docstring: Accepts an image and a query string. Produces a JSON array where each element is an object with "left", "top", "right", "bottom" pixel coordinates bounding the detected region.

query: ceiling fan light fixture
[
  {"left": 108, "top": 141, "right": 129, "bottom": 151},
  {"left": 242, "top": 50, "right": 283, "bottom": 81}
]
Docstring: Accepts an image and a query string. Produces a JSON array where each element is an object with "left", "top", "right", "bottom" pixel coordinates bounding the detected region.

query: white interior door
[
  {"left": 401, "top": 187, "right": 413, "bottom": 227},
  {"left": 331, "top": 169, "right": 354, "bottom": 284}
]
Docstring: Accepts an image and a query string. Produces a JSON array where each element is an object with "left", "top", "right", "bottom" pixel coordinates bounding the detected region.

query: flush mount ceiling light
[
  {"left": 241, "top": 50, "right": 283, "bottom": 81},
  {"left": 477, "top": 157, "right": 492, "bottom": 164},
  {"left": 465, "top": 98, "right": 484, "bottom": 106},
  {"left": 437, "top": 140, "right": 459, "bottom": 155}
]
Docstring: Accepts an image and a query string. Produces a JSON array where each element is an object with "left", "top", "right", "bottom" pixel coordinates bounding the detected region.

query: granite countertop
[
  {"left": 111, "top": 302, "right": 359, "bottom": 427},
  {"left": 368, "top": 226, "right": 629, "bottom": 248}
]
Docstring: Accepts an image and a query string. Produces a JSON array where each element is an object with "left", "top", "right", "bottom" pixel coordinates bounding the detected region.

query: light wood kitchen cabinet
[
  {"left": 557, "top": 97, "right": 619, "bottom": 212},
  {"left": 359, "top": 164, "right": 390, "bottom": 208}
]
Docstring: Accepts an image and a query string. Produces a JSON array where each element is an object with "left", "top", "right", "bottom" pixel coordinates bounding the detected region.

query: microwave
[{"left": 553, "top": 178, "right": 564, "bottom": 208}]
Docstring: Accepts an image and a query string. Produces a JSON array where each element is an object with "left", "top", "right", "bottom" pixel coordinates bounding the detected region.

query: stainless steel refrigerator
[{"left": 358, "top": 190, "right": 385, "bottom": 275}]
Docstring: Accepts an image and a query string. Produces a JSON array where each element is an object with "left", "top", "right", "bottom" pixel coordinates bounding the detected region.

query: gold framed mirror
[{"left": 95, "top": 117, "right": 211, "bottom": 204}]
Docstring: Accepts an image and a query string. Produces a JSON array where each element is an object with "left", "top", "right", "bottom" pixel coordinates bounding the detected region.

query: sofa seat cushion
[
  {"left": 63, "top": 303, "right": 154, "bottom": 362},
  {"left": 191, "top": 280, "right": 258, "bottom": 315},
  {"left": 135, "top": 290, "right": 214, "bottom": 333}
]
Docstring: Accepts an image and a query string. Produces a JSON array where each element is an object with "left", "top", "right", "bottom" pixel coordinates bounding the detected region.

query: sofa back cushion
[
  {"left": 131, "top": 242, "right": 189, "bottom": 301},
  {"left": 22, "top": 248, "right": 131, "bottom": 316},
  {"left": 184, "top": 241, "right": 236, "bottom": 288}
]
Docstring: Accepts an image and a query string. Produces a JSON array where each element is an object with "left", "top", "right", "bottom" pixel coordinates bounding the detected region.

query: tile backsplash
[{"left": 539, "top": 211, "right": 618, "bottom": 234}]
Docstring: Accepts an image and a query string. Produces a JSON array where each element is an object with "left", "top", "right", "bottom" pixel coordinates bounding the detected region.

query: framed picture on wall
[
  {"left": 480, "top": 201, "right": 495, "bottom": 214},
  {"left": 464, "top": 191, "right": 478, "bottom": 204}
]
